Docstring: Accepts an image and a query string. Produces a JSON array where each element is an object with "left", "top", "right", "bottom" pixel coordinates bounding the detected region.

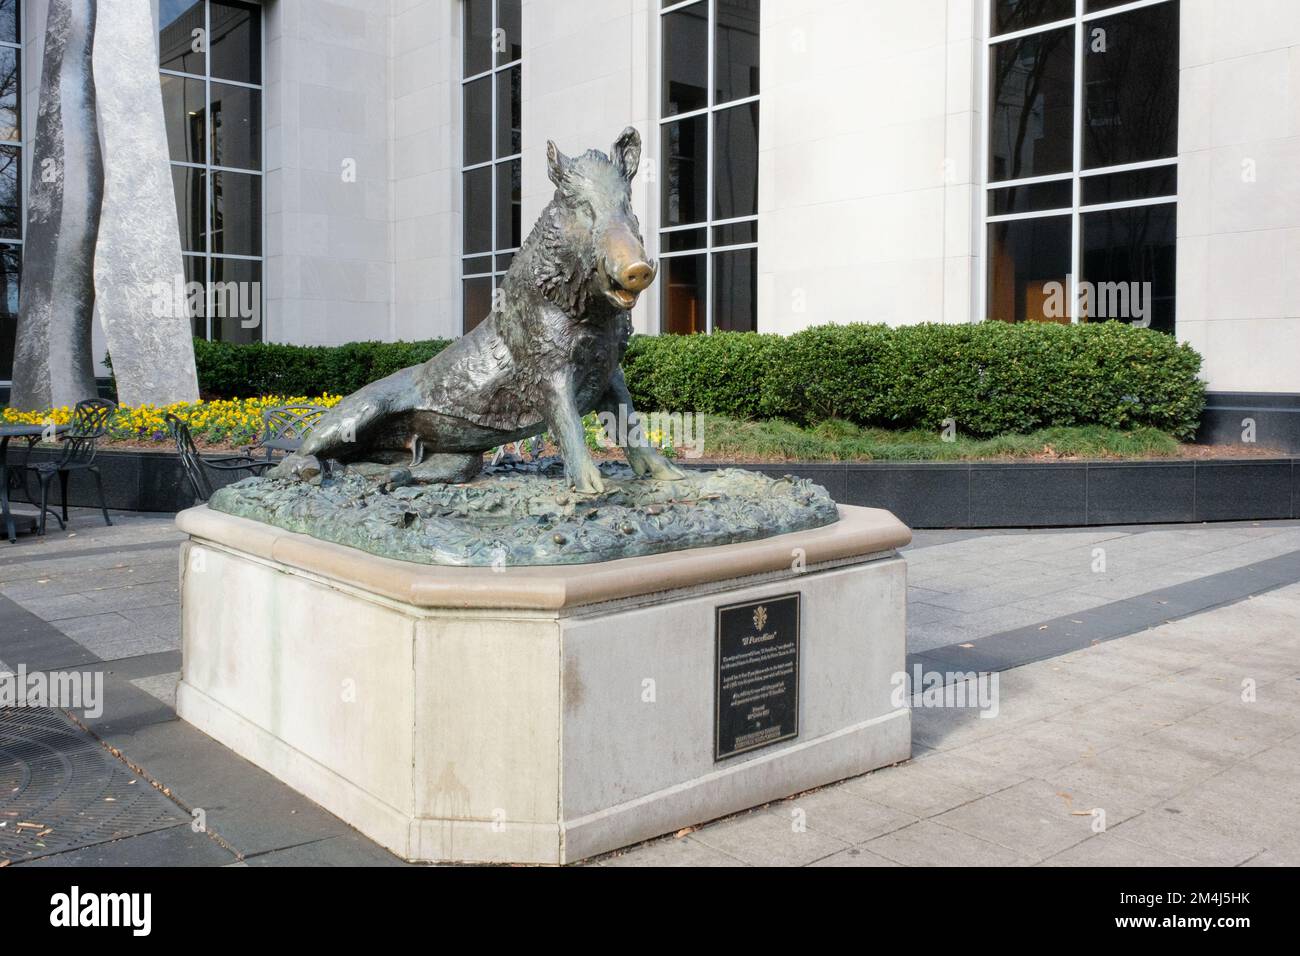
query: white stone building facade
[{"left": 2, "top": 0, "right": 1297, "bottom": 432}]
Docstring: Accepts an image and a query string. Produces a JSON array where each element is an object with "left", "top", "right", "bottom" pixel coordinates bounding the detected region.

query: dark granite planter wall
[
  {"left": 9, "top": 448, "right": 1299, "bottom": 529},
  {"left": 1198, "top": 392, "right": 1300, "bottom": 455},
  {"left": 693, "top": 458, "right": 1297, "bottom": 529}
]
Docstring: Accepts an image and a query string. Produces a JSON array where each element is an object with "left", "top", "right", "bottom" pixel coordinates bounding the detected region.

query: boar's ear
[
  {"left": 546, "top": 140, "right": 570, "bottom": 188},
  {"left": 611, "top": 127, "right": 641, "bottom": 181}
]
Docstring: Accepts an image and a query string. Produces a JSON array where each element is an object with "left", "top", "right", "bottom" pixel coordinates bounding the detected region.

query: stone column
[
  {"left": 91, "top": 0, "right": 200, "bottom": 407},
  {"left": 10, "top": 0, "right": 102, "bottom": 412}
]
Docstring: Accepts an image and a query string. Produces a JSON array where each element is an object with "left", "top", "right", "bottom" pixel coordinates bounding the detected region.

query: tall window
[
  {"left": 461, "top": 0, "right": 521, "bottom": 334},
  {"left": 0, "top": 0, "right": 20, "bottom": 381},
  {"left": 659, "top": 0, "right": 760, "bottom": 334},
  {"left": 160, "top": 0, "right": 264, "bottom": 342},
  {"left": 986, "top": 0, "right": 1179, "bottom": 332}
]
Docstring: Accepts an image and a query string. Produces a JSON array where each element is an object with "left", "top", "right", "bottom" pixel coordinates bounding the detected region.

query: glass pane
[
  {"left": 663, "top": 227, "right": 706, "bottom": 252},
  {"left": 496, "top": 66, "right": 521, "bottom": 158},
  {"left": 1083, "top": 2, "right": 1180, "bottom": 169},
  {"left": 211, "top": 82, "right": 261, "bottom": 170},
  {"left": 1081, "top": 164, "right": 1177, "bottom": 205},
  {"left": 989, "top": 26, "right": 1074, "bottom": 182},
  {"left": 662, "top": 254, "right": 706, "bottom": 334},
  {"left": 463, "top": 76, "right": 491, "bottom": 166},
  {"left": 464, "top": 0, "right": 493, "bottom": 78},
  {"left": 988, "top": 178, "right": 1072, "bottom": 215},
  {"left": 182, "top": 255, "right": 207, "bottom": 338},
  {"left": 0, "top": 0, "right": 19, "bottom": 44},
  {"left": 713, "top": 248, "right": 756, "bottom": 332},
  {"left": 463, "top": 276, "right": 492, "bottom": 333},
  {"left": 160, "top": 0, "right": 206, "bottom": 74},
  {"left": 496, "top": 159, "right": 521, "bottom": 250},
  {"left": 1081, "top": 203, "right": 1176, "bottom": 334},
  {"left": 662, "top": 1, "right": 708, "bottom": 116},
  {"left": 209, "top": 256, "right": 262, "bottom": 343},
  {"left": 1085, "top": 0, "right": 1141, "bottom": 11},
  {"left": 161, "top": 73, "right": 206, "bottom": 163},
  {"left": 986, "top": 215, "right": 1072, "bottom": 323},
  {"left": 496, "top": 252, "right": 515, "bottom": 273},
  {"left": 463, "top": 166, "right": 492, "bottom": 254},
  {"left": 210, "top": 170, "right": 261, "bottom": 256},
  {"left": 497, "top": 0, "right": 521, "bottom": 66},
  {"left": 716, "top": 0, "right": 760, "bottom": 104},
  {"left": 0, "top": 243, "right": 18, "bottom": 381},
  {"left": 0, "top": 145, "right": 19, "bottom": 240},
  {"left": 662, "top": 114, "right": 707, "bottom": 227},
  {"left": 172, "top": 165, "right": 207, "bottom": 252},
  {"left": 714, "top": 102, "right": 759, "bottom": 220},
  {"left": 0, "top": 47, "right": 18, "bottom": 142},
  {"left": 209, "top": 0, "right": 261, "bottom": 85},
  {"left": 463, "top": 255, "right": 492, "bottom": 276},
  {"left": 714, "top": 220, "right": 757, "bottom": 246},
  {"left": 992, "top": 0, "right": 1074, "bottom": 36}
]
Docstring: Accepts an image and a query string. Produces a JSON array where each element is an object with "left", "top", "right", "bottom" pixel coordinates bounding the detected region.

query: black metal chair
[
  {"left": 248, "top": 404, "right": 327, "bottom": 461},
  {"left": 165, "top": 412, "right": 272, "bottom": 503},
  {"left": 31, "top": 398, "right": 116, "bottom": 534}
]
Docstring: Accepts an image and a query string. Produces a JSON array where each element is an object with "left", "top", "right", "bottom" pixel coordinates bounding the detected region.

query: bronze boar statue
[{"left": 270, "top": 127, "right": 686, "bottom": 494}]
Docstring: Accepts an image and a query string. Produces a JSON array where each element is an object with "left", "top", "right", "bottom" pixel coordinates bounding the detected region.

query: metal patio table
[{"left": 1, "top": 423, "right": 70, "bottom": 543}]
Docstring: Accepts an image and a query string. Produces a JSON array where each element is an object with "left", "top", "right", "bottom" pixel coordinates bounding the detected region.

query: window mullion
[
  {"left": 489, "top": 0, "right": 499, "bottom": 272},
  {"left": 1070, "top": 1, "right": 1084, "bottom": 324},
  {"left": 204, "top": 0, "right": 214, "bottom": 340},
  {"left": 705, "top": 0, "right": 716, "bottom": 333}
]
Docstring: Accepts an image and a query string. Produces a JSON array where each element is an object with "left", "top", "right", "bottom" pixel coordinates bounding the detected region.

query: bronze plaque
[{"left": 714, "top": 593, "right": 801, "bottom": 761}]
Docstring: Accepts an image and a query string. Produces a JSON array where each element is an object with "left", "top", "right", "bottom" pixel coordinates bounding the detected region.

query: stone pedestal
[{"left": 175, "top": 505, "right": 912, "bottom": 864}]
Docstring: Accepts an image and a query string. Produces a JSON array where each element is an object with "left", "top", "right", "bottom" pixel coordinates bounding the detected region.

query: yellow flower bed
[
  {"left": 2, "top": 395, "right": 343, "bottom": 448},
  {"left": 3, "top": 396, "right": 679, "bottom": 458}
]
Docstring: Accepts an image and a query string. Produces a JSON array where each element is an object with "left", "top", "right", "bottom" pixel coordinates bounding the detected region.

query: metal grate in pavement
[{"left": 0, "top": 708, "right": 187, "bottom": 864}]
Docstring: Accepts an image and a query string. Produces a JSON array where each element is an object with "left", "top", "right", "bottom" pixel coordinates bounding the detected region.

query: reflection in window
[
  {"left": 663, "top": 255, "right": 706, "bottom": 335},
  {"left": 985, "top": 0, "right": 1178, "bottom": 332},
  {"left": 992, "top": 0, "right": 1074, "bottom": 37},
  {"left": 0, "top": 238, "right": 16, "bottom": 382},
  {"left": 462, "top": 0, "right": 521, "bottom": 334},
  {"left": 714, "top": 101, "right": 758, "bottom": 220},
  {"left": 714, "top": 248, "right": 756, "bottom": 333},
  {"left": 987, "top": 216, "right": 1072, "bottom": 324},
  {"left": 0, "top": 44, "right": 18, "bottom": 143},
  {"left": 1082, "top": 204, "right": 1176, "bottom": 334},
  {"left": 0, "top": 7, "right": 18, "bottom": 380},
  {"left": 660, "top": 0, "right": 760, "bottom": 334},
  {"left": 160, "top": 0, "right": 264, "bottom": 342},
  {"left": 1083, "top": 2, "right": 1179, "bottom": 169},
  {"left": 989, "top": 26, "right": 1074, "bottom": 182},
  {"left": 0, "top": 144, "right": 19, "bottom": 240},
  {"left": 0, "top": 0, "right": 18, "bottom": 45},
  {"left": 662, "top": 2, "right": 708, "bottom": 116}
]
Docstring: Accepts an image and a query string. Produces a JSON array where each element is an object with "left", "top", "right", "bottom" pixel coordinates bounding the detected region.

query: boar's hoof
[
  {"left": 570, "top": 460, "right": 606, "bottom": 495},
  {"left": 384, "top": 468, "right": 414, "bottom": 493},
  {"left": 270, "top": 454, "right": 322, "bottom": 481},
  {"left": 628, "top": 447, "right": 689, "bottom": 481}
]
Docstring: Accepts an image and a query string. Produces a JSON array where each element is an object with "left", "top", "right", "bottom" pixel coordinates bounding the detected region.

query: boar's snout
[
  {"left": 603, "top": 257, "right": 656, "bottom": 310},
  {"left": 599, "top": 224, "right": 657, "bottom": 310},
  {"left": 619, "top": 260, "right": 656, "bottom": 293}
]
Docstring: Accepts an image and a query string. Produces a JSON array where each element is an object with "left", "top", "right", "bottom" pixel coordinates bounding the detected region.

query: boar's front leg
[
  {"left": 597, "top": 368, "right": 687, "bottom": 481},
  {"left": 545, "top": 376, "right": 605, "bottom": 494}
]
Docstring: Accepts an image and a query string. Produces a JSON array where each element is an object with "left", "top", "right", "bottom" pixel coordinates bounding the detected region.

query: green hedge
[
  {"left": 192, "top": 322, "right": 1206, "bottom": 440},
  {"left": 624, "top": 323, "right": 1206, "bottom": 440},
  {"left": 193, "top": 338, "right": 452, "bottom": 398}
]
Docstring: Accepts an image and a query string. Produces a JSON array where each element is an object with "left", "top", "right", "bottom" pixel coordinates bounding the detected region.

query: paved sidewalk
[
  {"left": 1, "top": 509, "right": 1298, "bottom": 866},
  {"left": 601, "top": 584, "right": 1300, "bottom": 866}
]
